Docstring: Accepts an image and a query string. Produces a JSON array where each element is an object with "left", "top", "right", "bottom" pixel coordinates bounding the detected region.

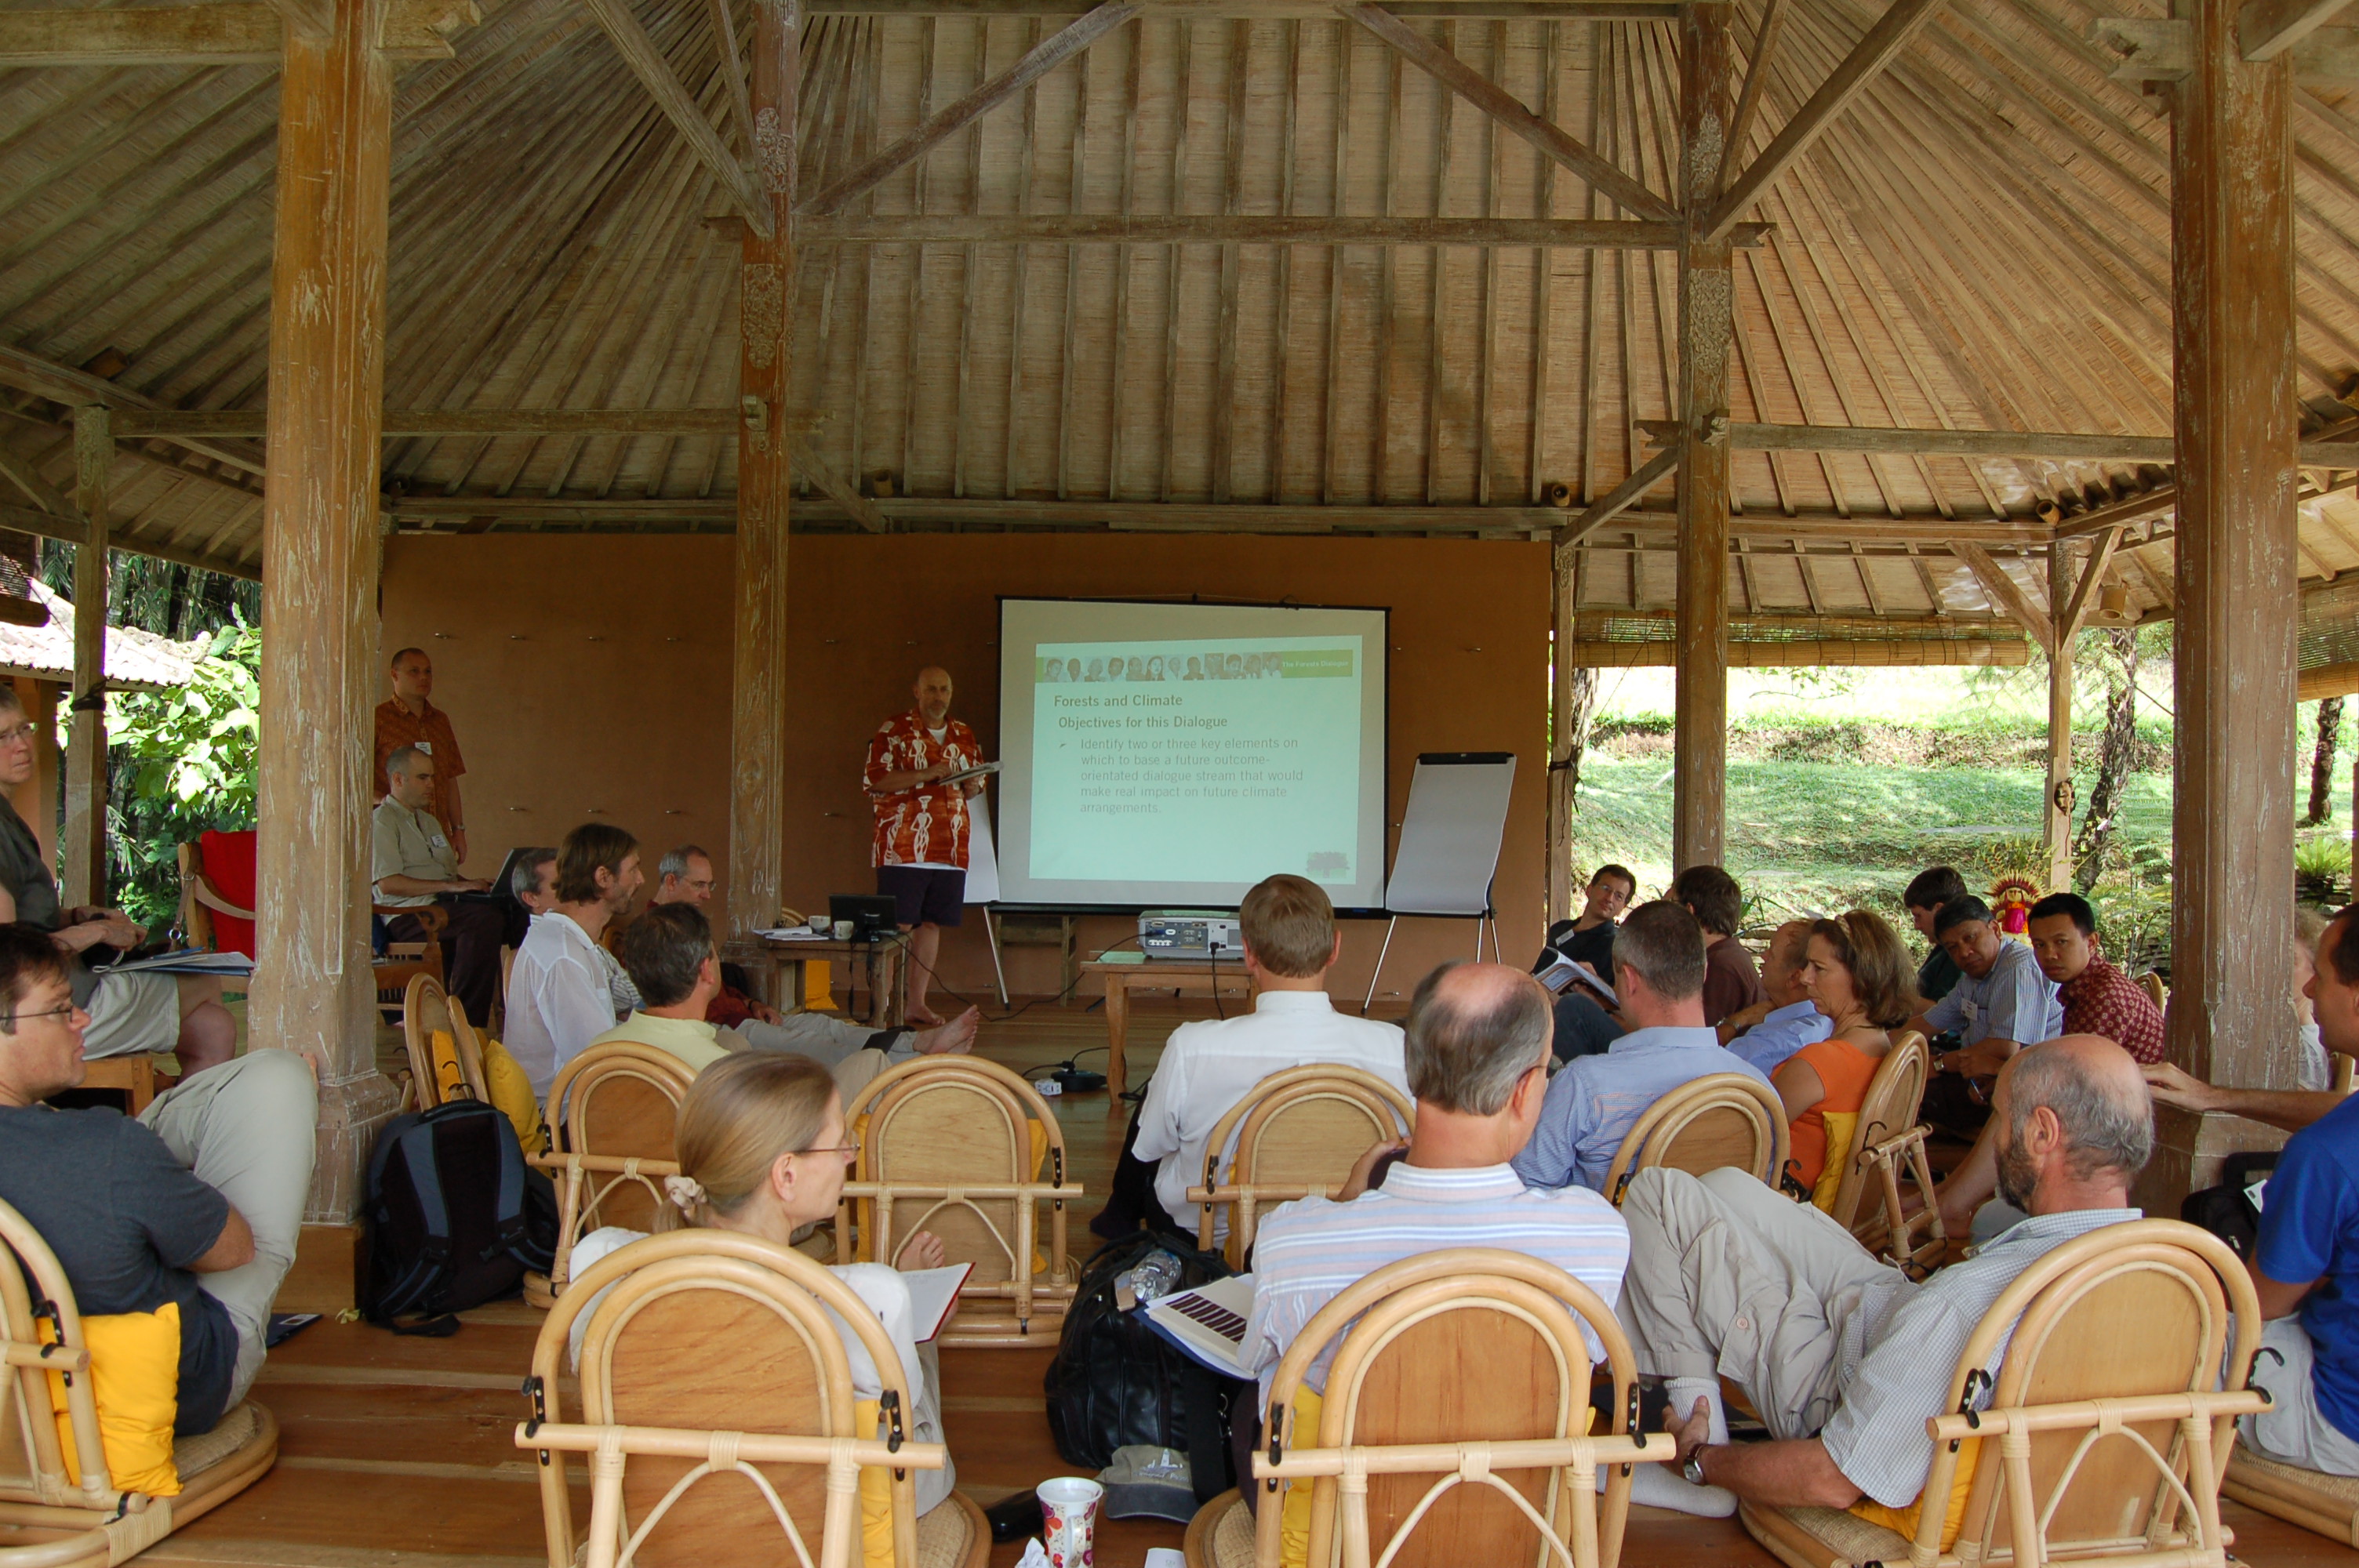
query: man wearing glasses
[
  {"left": 0, "top": 923, "right": 316, "bottom": 1442},
  {"left": 0, "top": 684, "right": 239, "bottom": 1077}
]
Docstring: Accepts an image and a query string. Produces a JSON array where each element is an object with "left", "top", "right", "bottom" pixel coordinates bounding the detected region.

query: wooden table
[
  {"left": 750, "top": 932, "right": 911, "bottom": 1028},
  {"left": 1081, "top": 954, "right": 1254, "bottom": 1104}
]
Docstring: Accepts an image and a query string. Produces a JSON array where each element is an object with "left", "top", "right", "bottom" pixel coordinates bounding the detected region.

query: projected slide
[{"left": 999, "top": 599, "right": 1389, "bottom": 909}]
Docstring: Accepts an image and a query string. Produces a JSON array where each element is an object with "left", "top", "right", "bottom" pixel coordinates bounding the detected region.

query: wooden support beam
[
  {"left": 2059, "top": 524, "right": 2124, "bottom": 638},
  {"left": 580, "top": 0, "right": 773, "bottom": 238},
  {"left": 2042, "top": 541, "right": 2073, "bottom": 890},
  {"left": 2297, "top": 24, "right": 2359, "bottom": 72},
  {"left": 0, "top": 343, "right": 264, "bottom": 475},
  {"left": 1951, "top": 539, "right": 2056, "bottom": 657},
  {"left": 61, "top": 407, "right": 107, "bottom": 910},
  {"left": 0, "top": 0, "right": 475, "bottom": 61},
  {"left": 255, "top": 0, "right": 402, "bottom": 1221},
  {"left": 796, "top": 212, "right": 1766, "bottom": 245},
  {"left": 1702, "top": 0, "right": 1946, "bottom": 242},
  {"left": 263, "top": 0, "right": 333, "bottom": 40},
  {"left": 704, "top": 0, "right": 758, "bottom": 154},
  {"left": 1337, "top": 2, "right": 1678, "bottom": 223},
  {"left": 787, "top": 434, "right": 885, "bottom": 532},
  {"left": 2163, "top": 0, "right": 2302, "bottom": 1121},
  {"left": 118, "top": 406, "right": 749, "bottom": 437},
  {"left": 2238, "top": 0, "right": 2350, "bottom": 57},
  {"left": 1717, "top": 0, "right": 1786, "bottom": 191},
  {"left": 805, "top": 0, "right": 1677, "bottom": 12},
  {"left": 0, "top": 445, "right": 69, "bottom": 517},
  {"left": 730, "top": 0, "right": 797, "bottom": 939},
  {"left": 0, "top": 500, "right": 260, "bottom": 579},
  {"left": 1553, "top": 443, "right": 1681, "bottom": 546},
  {"left": 1673, "top": 0, "right": 1734, "bottom": 870},
  {"left": 1636, "top": 416, "right": 2359, "bottom": 464},
  {"left": 798, "top": 2, "right": 1139, "bottom": 216}
]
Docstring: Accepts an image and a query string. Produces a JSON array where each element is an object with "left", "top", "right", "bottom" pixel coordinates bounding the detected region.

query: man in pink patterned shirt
[{"left": 864, "top": 667, "right": 985, "bottom": 1025}]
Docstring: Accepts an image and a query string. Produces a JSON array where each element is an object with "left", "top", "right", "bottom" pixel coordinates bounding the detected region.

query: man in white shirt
[
  {"left": 1720, "top": 919, "right": 1834, "bottom": 1076},
  {"left": 1123, "top": 874, "right": 1408, "bottom": 1242},
  {"left": 505, "top": 823, "right": 644, "bottom": 1098}
]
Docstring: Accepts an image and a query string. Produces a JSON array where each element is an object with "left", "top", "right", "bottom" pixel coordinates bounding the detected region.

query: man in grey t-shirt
[
  {"left": 0, "top": 924, "right": 314, "bottom": 1432},
  {"left": 1908, "top": 895, "right": 2064, "bottom": 1083}
]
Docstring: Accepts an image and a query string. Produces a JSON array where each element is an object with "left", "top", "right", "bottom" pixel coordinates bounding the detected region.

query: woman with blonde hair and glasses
[
  {"left": 1776, "top": 910, "right": 1917, "bottom": 1193},
  {"left": 565, "top": 1052, "right": 958, "bottom": 1514}
]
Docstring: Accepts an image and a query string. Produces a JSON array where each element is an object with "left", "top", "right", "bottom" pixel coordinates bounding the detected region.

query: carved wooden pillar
[
  {"left": 255, "top": 0, "right": 398, "bottom": 1220},
  {"left": 2152, "top": 0, "right": 2299, "bottom": 1205},
  {"left": 1673, "top": 0, "right": 1733, "bottom": 871},
  {"left": 729, "top": 0, "right": 798, "bottom": 939}
]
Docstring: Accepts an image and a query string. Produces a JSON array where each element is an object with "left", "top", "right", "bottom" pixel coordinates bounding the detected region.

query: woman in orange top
[{"left": 1777, "top": 910, "right": 1917, "bottom": 1190}]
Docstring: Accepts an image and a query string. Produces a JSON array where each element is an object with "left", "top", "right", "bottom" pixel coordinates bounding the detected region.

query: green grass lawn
[{"left": 1568, "top": 752, "right": 2177, "bottom": 928}]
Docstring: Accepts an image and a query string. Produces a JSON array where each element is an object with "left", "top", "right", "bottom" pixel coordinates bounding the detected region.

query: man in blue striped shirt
[{"left": 1240, "top": 961, "right": 1631, "bottom": 1414}]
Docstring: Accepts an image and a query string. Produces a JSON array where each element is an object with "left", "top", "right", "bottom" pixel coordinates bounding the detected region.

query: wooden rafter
[
  {"left": 580, "top": 0, "right": 773, "bottom": 238},
  {"left": 0, "top": 498, "right": 260, "bottom": 579},
  {"left": 797, "top": 1, "right": 1140, "bottom": 216},
  {"left": 1336, "top": 2, "right": 1679, "bottom": 223},
  {"left": 1554, "top": 443, "right": 1681, "bottom": 547},
  {"left": 704, "top": 0, "right": 758, "bottom": 153},
  {"left": 794, "top": 213, "right": 1768, "bottom": 245},
  {"left": 1703, "top": 0, "right": 1948, "bottom": 242},
  {"left": 1716, "top": 0, "right": 1787, "bottom": 191},
  {"left": 260, "top": 0, "right": 329, "bottom": 42},
  {"left": 0, "top": 0, "right": 478, "bottom": 62},
  {"left": 1952, "top": 538, "right": 2056, "bottom": 656},
  {"left": 0, "top": 343, "right": 263, "bottom": 475},
  {"left": 787, "top": 434, "right": 886, "bottom": 532},
  {"left": 0, "top": 445, "right": 69, "bottom": 516},
  {"left": 2239, "top": 0, "right": 2351, "bottom": 57},
  {"left": 2057, "top": 524, "right": 2124, "bottom": 638},
  {"left": 802, "top": 0, "right": 1678, "bottom": 11},
  {"left": 1630, "top": 416, "right": 2359, "bottom": 464}
]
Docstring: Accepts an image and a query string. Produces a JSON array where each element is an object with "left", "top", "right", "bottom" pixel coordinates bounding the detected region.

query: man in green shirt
[{"left": 370, "top": 746, "right": 503, "bottom": 1024}]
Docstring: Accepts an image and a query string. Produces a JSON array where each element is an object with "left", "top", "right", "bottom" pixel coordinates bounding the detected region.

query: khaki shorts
[{"left": 81, "top": 970, "right": 182, "bottom": 1059}]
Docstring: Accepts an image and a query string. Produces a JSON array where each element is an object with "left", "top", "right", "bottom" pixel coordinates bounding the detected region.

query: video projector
[{"left": 1138, "top": 909, "right": 1244, "bottom": 961}]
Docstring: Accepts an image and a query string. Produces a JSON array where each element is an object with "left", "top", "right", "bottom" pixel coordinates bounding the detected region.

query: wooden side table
[
  {"left": 1078, "top": 954, "right": 1253, "bottom": 1104},
  {"left": 749, "top": 933, "right": 911, "bottom": 1028}
]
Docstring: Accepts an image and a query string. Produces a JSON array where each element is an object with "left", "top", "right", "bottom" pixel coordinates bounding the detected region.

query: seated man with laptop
[{"left": 372, "top": 745, "right": 512, "bottom": 1025}]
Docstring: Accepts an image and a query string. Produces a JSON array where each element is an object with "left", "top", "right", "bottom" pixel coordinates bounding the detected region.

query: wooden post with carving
[
  {"left": 1673, "top": 0, "right": 1733, "bottom": 871},
  {"left": 2043, "top": 540, "right": 2074, "bottom": 891},
  {"left": 2153, "top": 0, "right": 2300, "bottom": 1207},
  {"left": 256, "top": 0, "right": 398, "bottom": 1220},
  {"left": 729, "top": 0, "right": 797, "bottom": 940},
  {"left": 63, "top": 405, "right": 108, "bottom": 909}
]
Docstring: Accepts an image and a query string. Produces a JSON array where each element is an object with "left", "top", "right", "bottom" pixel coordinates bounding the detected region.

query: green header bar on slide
[{"left": 1282, "top": 649, "right": 1355, "bottom": 678}]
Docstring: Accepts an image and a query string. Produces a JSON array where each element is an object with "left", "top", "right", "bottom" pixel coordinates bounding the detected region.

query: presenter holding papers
[{"left": 864, "top": 666, "right": 987, "bottom": 1025}]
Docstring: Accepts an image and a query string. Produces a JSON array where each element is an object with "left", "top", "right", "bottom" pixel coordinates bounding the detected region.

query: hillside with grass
[{"left": 1563, "top": 654, "right": 2350, "bottom": 972}]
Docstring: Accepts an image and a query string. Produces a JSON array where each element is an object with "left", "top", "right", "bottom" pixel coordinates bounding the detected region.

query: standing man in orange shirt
[
  {"left": 373, "top": 648, "right": 470, "bottom": 866},
  {"left": 863, "top": 667, "right": 984, "bottom": 1025}
]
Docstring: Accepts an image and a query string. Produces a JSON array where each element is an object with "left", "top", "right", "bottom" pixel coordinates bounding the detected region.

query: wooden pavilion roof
[{"left": 0, "top": 0, "right": 2357, "bottom": 628}]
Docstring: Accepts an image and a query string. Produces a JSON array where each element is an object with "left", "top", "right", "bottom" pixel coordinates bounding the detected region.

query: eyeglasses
[
  {"left": 0, "top": 727, "right": 36, "bottom": 747},
  {"left": 791, "top": 1142, "right": 860, "bottom": 1158},
  {"left": 2, "top": 1004, "right": 77, "bottom": 1027}
]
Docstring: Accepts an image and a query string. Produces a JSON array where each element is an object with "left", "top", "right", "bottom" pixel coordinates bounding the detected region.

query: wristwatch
[{"left": 1683, "top": 1447, "right": 1710, "bottom": 1487}]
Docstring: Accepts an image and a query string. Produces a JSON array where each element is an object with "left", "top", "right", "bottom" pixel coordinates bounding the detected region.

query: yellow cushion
[
  {"left": 854, "top": 1396, "right": 893, "bottom": 1568},
  {"left": 805, "top": 961, "right": 834, "bottom": 1011},
  {"left": 1848, "top": 1437, "right": 1979, "bottom": 1551},
  {"left": 1811, "top": 1111, "right": 1859, "bottom": 1214},
  {"left": 480, "top": 1036, "right": 547, "bottom": 1156},
  {"left": 429, "top": 1029, "right": 467, "bottom": 1105},
  {"left": 42, "top": 1302, "right": 183, "bottom": 1497},
  {"left": 849, "top": 1115, "right": 1050, "bottom": 1271}
]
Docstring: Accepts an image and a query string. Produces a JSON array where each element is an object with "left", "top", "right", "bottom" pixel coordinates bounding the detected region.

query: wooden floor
[{"left": 172, "top": 998, "right": 2357, "bottom": 1568}]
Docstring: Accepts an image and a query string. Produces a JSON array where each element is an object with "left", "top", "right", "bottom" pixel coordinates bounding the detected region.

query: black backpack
[
  {"left": 2181, "top": 1151, "right": 2279, "bottom": 1262},
  {"left": 358, "top": 1099, "right": 557, "bottom": 1334},
  {"left": 1044, "top": 1229, "right": 1252, "bottom": 1504}
]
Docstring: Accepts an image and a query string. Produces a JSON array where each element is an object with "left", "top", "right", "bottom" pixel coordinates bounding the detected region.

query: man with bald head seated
[
  {"left": 864, "top": 666, "right": 985, "bottom": 1026},
  {"left": 1616, "top": 1035, "right": 2154, "bottom": 1519}
]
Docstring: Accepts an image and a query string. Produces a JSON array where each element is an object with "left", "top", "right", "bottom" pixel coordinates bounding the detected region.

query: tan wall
[{"left": 380, "top": 532, "right": 1550, "bottom": 1003}]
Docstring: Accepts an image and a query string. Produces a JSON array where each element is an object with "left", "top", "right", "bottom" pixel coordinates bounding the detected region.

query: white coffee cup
[
  {"left": 1035, "top": 1476, "right": 1103, "bottom": 1568},
  {"left": 808, "top": 914, "right": 829, "bottom": 934},
  {"left": 832, "top": 919, "right": 854, "bottom": 941}
]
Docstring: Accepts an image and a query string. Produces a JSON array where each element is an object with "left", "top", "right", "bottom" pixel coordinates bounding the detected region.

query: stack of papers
[{"left": 902, "top": 1263, "right": 973, "bottom": 1342}]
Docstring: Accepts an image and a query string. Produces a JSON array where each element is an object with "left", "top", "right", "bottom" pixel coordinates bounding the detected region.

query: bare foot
[
  {"left": 915, "top": 1007, "right": 980, "bottom": 1055},
  {"left": 895, "top": 1230, "right": 947, "bottom": 1270}
]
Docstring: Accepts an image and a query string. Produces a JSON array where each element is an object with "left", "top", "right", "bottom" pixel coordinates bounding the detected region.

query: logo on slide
[{"left": 1306, "top": 851, "right": 1351, "bottom": 878}]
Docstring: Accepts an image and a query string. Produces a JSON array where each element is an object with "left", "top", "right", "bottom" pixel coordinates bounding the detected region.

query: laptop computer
[{"left": 828, "top": 893, "right": 900, "bottom": 939}]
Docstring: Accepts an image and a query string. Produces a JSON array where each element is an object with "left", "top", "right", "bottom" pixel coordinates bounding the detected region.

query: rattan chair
[
  {"left": 516, "top": 1229, "right": 986, "bottom": 1568},
  {"left": 1820, "top": 1032, "right": 1948, "bottom": 1274},
  {"left": 1182, "top": 1248, "right": 1672, "bottom": 1568},
  {"left": 2223, "top": 1447, "right": 2359, "bottom": 1547},
  {"left": 399, "top": 973, "right": 488, "bottom": 1110},
  {"left": 529, "top": 1042, "right": 701, "bottom": 1305},
  {"left": 1601, "top": 1071, "right": 1790, "bottom": 1206},
  {"left": 836, "top": 1056, "right": 1082, "bottom": 1347},
  {"left": 1186, "top": 1065, "right": 1416, "bottom": 1267},
  {"left": 0, "top": 1198, "right": 278, "bottom": 1568},
  {"left": 1739, "top": 1218, "right": 2266, "bottom": 1568}
]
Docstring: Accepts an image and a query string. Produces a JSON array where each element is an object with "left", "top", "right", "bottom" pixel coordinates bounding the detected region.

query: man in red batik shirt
[
  {"left": 864, "top": 667, "right": 986, "bottom": 1025},
  {"left": 2028, "top": 891, "right": 2165, "bottom": 1064}
]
